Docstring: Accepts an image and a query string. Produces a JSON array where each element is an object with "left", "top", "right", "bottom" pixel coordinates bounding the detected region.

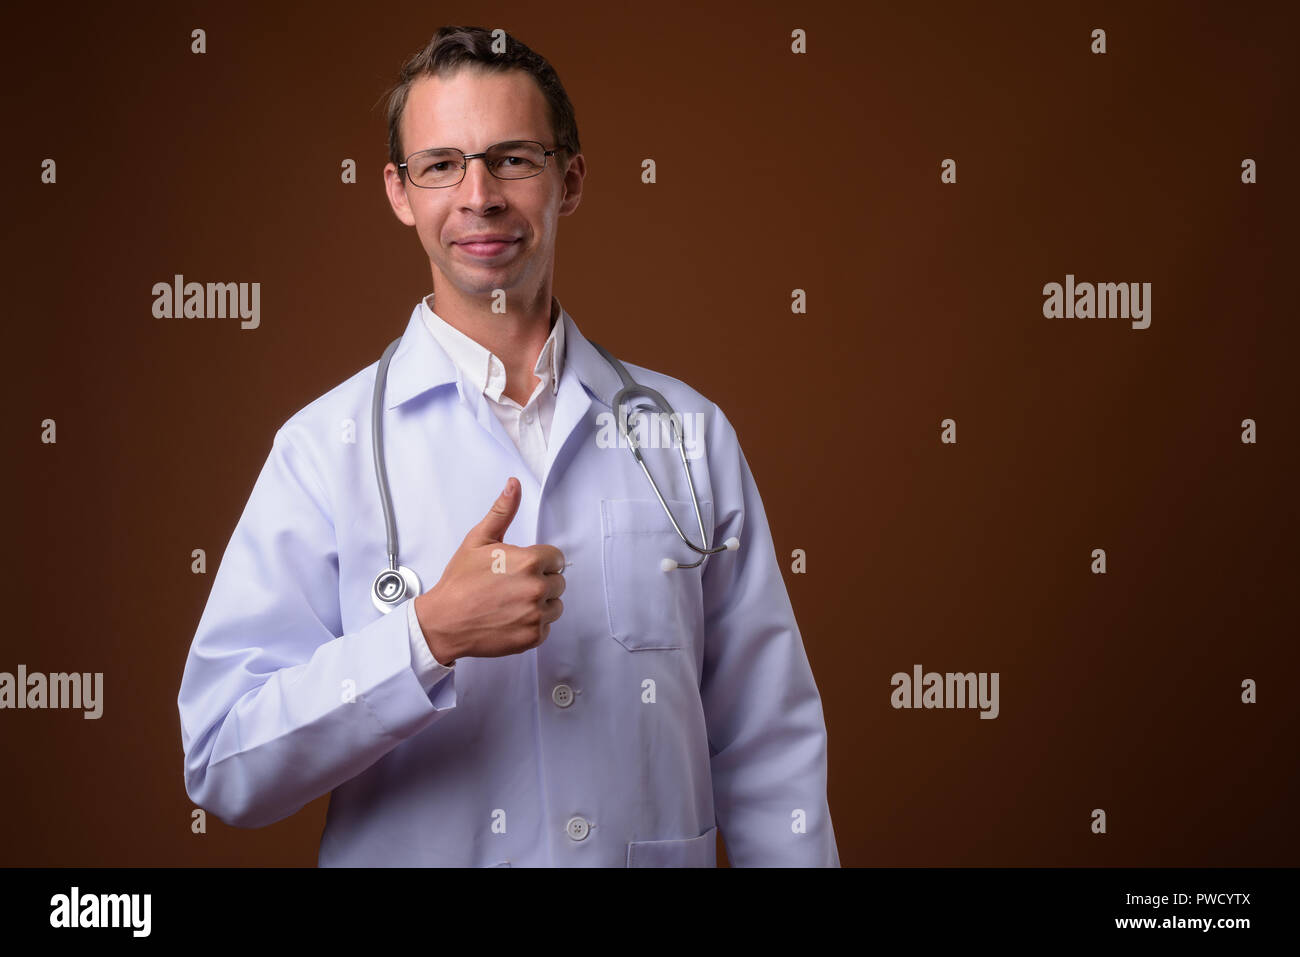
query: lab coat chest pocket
[
  {"left": 626, "top": 825, "right": 718, "bottom": 867},
  {"left": 600, "top": 498, "right": 712, "bottom": 652}
]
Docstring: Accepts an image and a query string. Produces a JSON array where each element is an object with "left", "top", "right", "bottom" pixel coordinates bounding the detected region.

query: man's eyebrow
[{"left": 414, "top": 137, "right": 546, "bottom": 150}]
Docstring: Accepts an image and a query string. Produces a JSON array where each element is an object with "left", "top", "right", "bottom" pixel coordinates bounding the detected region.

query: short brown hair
[{"left": 383, "top": 26, "right": 581, "bottom": 181}]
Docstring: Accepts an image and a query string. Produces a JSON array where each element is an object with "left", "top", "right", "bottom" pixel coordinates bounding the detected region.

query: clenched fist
[{"left": 414, "top": 477, "right": 566, "bottom": 666}]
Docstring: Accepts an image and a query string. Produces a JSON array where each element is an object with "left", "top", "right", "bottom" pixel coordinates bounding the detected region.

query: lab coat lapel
[
  {"left": 540, "top": 309, "right": 624, "bottom": 491},
  {"left": 466, "top": 382, "right": 533, "bottom": 480}
]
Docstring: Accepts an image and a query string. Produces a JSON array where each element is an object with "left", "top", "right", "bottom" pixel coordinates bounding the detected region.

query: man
[{"left": 177, "top": 26, "right": 839, "bottom": 867}]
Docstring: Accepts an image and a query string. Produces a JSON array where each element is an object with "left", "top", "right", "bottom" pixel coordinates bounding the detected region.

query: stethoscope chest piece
[{"left": 371, "top": 564, "right": 422, "bottom": 615}]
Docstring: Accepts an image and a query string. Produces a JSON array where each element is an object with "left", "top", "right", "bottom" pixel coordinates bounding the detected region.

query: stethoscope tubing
[
  {"left": 369, "top": 332, "right": 735, "bottom": 610},
  {"left": 372, "top": 337, "right": 405, "bottom": 572}
]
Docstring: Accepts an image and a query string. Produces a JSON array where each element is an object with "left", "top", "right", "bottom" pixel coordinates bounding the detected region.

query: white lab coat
[{"left": 177, "top": 301, "right": 840, "bottom": 866}]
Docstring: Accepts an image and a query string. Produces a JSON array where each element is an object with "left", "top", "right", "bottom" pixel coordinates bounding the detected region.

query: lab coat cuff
[{"left": 351, "top": 601, "right": 457, "bottom": 733}]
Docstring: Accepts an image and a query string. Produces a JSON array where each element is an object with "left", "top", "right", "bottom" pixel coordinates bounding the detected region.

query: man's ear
[
  {"left": 383, "top": 163, "right": 416, "bottom": 226},
  {"left": 558, "top": 152, "right": 585, "bottom": 216}
]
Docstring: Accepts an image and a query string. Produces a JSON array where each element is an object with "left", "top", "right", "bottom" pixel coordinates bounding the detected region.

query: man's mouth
[{"left": 455, "top": 239, "right": 520, "bottom": 259}]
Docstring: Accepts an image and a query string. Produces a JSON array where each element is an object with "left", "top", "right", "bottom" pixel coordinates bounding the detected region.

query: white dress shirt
[{"left": 405, "top": 292, "right": 567, "bottom": 691}]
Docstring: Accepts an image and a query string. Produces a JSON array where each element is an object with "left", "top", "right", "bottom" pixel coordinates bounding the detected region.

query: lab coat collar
[{"left": 383, "top": 298, "right": 625, "bottom": 413}]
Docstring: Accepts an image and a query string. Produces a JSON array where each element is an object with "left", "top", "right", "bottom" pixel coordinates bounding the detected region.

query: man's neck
[{"left": 427, "top": 288, "right": 556, "bottom": 406}]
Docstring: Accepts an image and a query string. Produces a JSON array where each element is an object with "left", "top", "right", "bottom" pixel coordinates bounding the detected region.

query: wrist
[{"left": 414, "top": 590, "right": 457, "bottom": 667}]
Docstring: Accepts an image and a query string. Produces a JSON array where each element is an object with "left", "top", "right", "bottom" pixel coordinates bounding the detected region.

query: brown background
[{"left": 1, "top": 0, "right": 1296, "bottom": 866}]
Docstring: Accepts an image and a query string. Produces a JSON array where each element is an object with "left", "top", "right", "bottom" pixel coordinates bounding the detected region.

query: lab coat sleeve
[
  {"left": 178, "top": 425, "right": 456, "bottom": 829},
  {"left": 699, "top": 405, "right": 840, "bottom": 867}
]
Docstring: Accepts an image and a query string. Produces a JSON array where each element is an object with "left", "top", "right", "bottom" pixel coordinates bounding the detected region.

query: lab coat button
[
  {"left": 566, "top": 816, "right": 590, "bottom": 841},
  {"left": 552, "top": 683, "right": 575, "bottom": 708}
]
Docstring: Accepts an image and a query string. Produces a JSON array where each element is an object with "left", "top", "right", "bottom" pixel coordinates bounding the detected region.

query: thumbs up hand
[{"left": 413, "top": 478, "right": 567, "bottom": 666}]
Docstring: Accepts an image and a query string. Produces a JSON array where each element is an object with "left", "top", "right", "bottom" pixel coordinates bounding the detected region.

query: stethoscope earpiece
[{"left": 660, "top": 536, "right": 740, "bottom": 572}]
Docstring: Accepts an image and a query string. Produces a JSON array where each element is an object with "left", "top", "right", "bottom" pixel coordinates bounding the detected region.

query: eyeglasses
[{"left": 399, "top": 140, "right": 562, "bottom": 189}]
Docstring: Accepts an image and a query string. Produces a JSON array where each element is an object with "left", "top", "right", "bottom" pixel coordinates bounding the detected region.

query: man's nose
[{"left": 460, "top": 155, "right": 505, "bottom": 202}]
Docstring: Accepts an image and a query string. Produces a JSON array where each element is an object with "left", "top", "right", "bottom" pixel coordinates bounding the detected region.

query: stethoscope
[{"left": 369, "top": 335, "right": 740, "bottom": 614}]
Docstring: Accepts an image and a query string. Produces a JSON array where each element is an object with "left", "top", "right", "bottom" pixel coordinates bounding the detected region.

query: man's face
[{"left": 383, "top": 67, "right": 583, "bottom": 305}]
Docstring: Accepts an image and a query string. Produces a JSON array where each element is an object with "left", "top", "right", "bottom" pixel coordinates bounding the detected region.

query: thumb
[{"left": 466, "top": 477, "right": 520, "bottom": 546}]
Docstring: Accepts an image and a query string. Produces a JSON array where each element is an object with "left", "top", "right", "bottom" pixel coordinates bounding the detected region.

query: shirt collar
[
  {"left": 419, "top": 293, "right": 564, "bottom": 402},
  {"left": 382, "top": 296, "right": 622, "bottom": 413}
]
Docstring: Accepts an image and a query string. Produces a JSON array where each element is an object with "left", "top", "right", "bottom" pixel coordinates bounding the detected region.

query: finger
[
  {"left": 465, "top": 478, "right": 520, "bottom": 546},
  {"left": 530, "top": 543, "right": 566, "bottom": 575},
  {"left": 543, "top": 571, "right": 566, "bottom": 600}
]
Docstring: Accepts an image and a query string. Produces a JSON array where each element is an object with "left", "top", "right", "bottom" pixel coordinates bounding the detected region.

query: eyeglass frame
[{"left": 398, "top": 140, "right": 566, "bottom": 189}]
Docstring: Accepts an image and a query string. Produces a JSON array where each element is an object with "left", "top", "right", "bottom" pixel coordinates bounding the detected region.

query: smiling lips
[{"left": 456, "top": 235, "right": 521, "bottom": 259}]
